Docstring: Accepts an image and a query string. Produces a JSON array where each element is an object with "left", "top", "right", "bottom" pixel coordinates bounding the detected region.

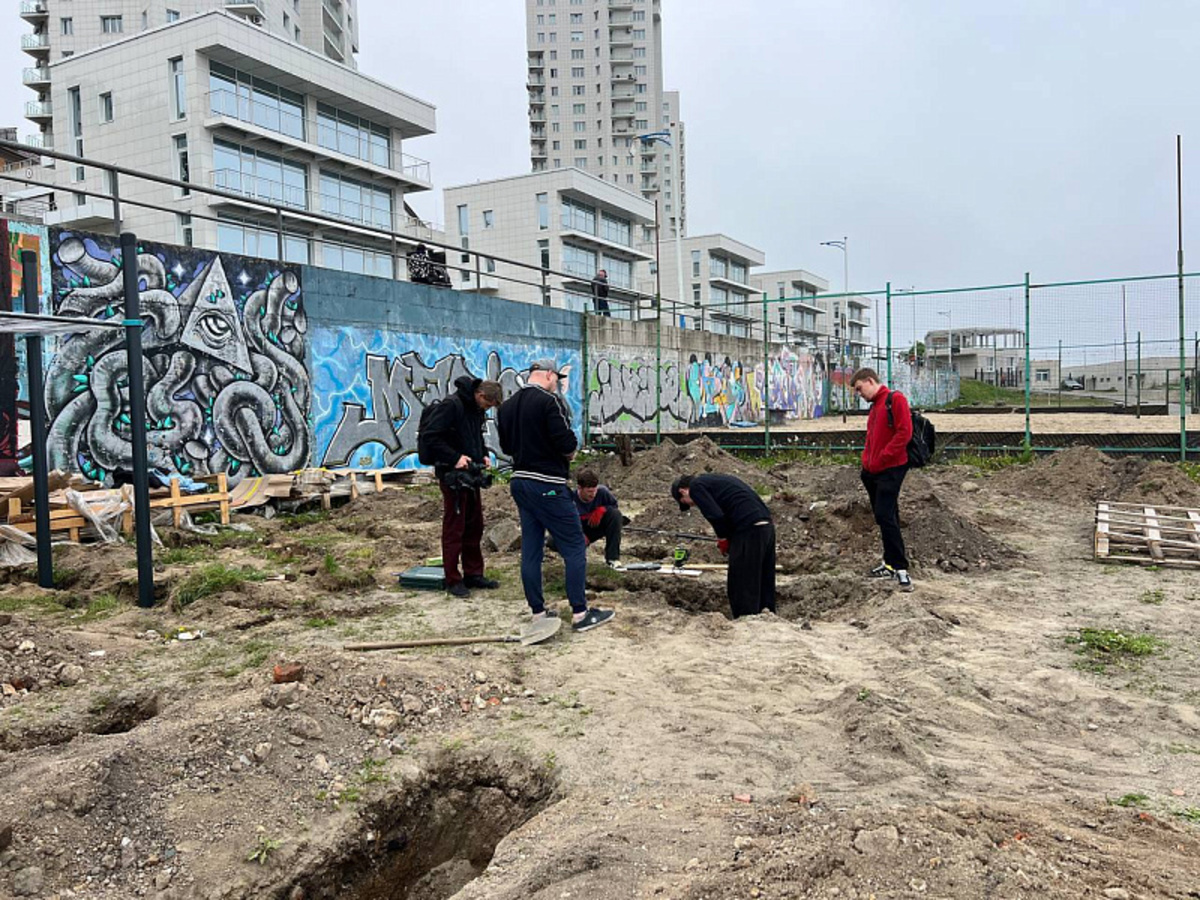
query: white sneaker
[{"left": 606, "top": 559, "right": 623, "bottom": 570}]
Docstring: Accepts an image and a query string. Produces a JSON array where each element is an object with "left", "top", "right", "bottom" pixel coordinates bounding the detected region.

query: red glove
[
  {"left": 584, "top": 506, "right": 607, "bottom": 528},
  {"left": 717, "top": 539, "right": 730, "bottom": 556}
]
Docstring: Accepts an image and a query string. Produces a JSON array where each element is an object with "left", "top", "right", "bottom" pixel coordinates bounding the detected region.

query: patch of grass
[
  {"left": 173, "top": 563, "right": 268, "bottom": 609},
  {"left": 1067, "top": 628, "right": 1166, "bottom": 673},
  {"left": 322, "top": 552, "right": 339, "bottom": 574},
  {"left": 1110, "top": 792, "right": 1150, "bottom": 808},
  {"left": 280, "top": 510, "right": 331, "bottom": 530},
  {"left": 0, "top": 593, "right": 68, "bottom": 615},
  {"left": 738, "top": 448, "right": 859, "bottom": 469},
  {"left": 1175, "top": 808, "right": 1200, "bottom": 823},
  {"left": 1168, "top": 743, "right": 1200, "bottom": 755},
  {"left": 857, "top": 688, "right": 872, "bottom": 702},
  {"left": 1180, "top": 462, "right": 1200, "bottom": 485},
  {"left": 303, "top": 616, "right": 337, "bottom": 629},
  {"left": 1138, "top": 589, "right": 1165, "bottom": 606},
  {"left": 78, "top": 593, "right": 121, "bottom": 622},
  {"left": 158, "top": 545, "right": 209, "bottom": 566},
  {"left": 337, "top": 786, "right": 362, "bottom": 803},
  {"left": 52, "top": 565, "right": 82, "bottom": 590},
  {"left": 952, "top": 450, "right": 1033, "bottom": 473},
  {"left": 357, "top": 758, "right": 389, "bottom": 785}
]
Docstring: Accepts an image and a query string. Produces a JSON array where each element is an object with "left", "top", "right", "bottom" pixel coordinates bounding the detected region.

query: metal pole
[
  {"left": 274, "top": 206, "right": 285, "bottom": 263},
  {"left": 119, "top": 233, "right": 156, "bottom": 608},
  {"left": 763, "top": 292, "right": 771, "bottom": 453},
  {"left": 1122, "top": 285, "right": 1129, "bottom": 408},
  {"left": 110, "top": 169, "right": 122, "bottom": 234},
  {"left": 20, "top": 252, "right": 52, "bottom": 589},
  {"left": 885, "top": 282, "right": 892, "bottom": 384},
  {"left": 1024, "top": 272, "right": 1032, "bottom": 451},
  {"left": 1178, "top": 134, "right": 1187, "bottom": 460},
  {"left": 1058, "top": 340, "right": 1062, "bottom": 410},
  {"left": 654, "top": 199, "right": 662, "bottom": 445},
  {"left": 1137, "top": 331, "right": 1142, "bottom": 418},
  {"left": 670, "top": 123, "right": 684, "bottom": 332},
  {"left": 581, "top": 306, "right": 590, "bottom": 449}
]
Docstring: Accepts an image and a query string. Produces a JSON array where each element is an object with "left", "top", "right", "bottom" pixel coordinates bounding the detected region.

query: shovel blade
[{"left": 520, "top": 615, "right": 563, "bottom": 646}]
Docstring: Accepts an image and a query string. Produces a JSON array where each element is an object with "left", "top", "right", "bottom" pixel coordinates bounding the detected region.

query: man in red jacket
[{"left": 852, "top": 368, "right": 914, "bottom": 591}]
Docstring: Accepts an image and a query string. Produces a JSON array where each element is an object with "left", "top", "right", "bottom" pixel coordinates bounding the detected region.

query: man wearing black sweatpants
[{"left": 671, "top": 473, "right": 775, "bottom": 618}]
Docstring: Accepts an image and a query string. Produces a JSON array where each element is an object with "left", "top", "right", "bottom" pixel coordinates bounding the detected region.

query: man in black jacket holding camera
[{"left": 421, "top": 376, "right": 504, "bottom": 597}]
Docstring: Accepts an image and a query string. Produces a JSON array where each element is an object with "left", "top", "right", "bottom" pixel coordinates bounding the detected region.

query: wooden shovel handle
[{"left": 344, "top": 635, "right": 517, "bottom": 651}]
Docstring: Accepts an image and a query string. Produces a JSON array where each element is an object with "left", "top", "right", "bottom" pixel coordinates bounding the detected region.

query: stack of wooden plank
[{"left": 1094, "top": 501, "right": 1200, "bottom": 568}]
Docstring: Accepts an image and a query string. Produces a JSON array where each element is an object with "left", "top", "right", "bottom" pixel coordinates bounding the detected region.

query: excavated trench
[{"left": 277, "top": 751, "right": 557, "bottom": 900}]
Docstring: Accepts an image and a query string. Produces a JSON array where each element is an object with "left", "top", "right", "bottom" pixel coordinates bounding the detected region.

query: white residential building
[
  {"left": 15, "top": 4, "right": 435, "bottom": 278},
  {"left": 641, "top": 234, "right": 765, "bottom": 338},
  {"left": 444, "top": 168, "right": 655, "bottom": 314},
  {"left": 525, "top": 0, "right": 686, "bottom": 238},
  {"left": 753, "top": 269, "right": 831, "bottom": 348}
]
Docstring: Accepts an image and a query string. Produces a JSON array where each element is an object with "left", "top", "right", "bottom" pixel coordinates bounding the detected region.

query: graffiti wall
[
  {"left": 586, "top": 320, "right": 829, "bottom": 433},
  {"left": 0, "top": 219, "right": 50, "bottom": 468},
  {"left": 890, "top": 364, "right": 960, "bottom": 408},
  {"left": 312, "top": 325, "right": 582, "bottom": 469},
  {"left": 46, "top": 230, "right": 310, "bottom": 482}
]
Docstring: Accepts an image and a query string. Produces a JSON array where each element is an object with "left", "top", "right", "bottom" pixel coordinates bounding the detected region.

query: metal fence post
[
  {"left": 581, "top": 309, "right": 590, "bottom": 449},
  {"left": 1024, "top": 272, "right": 1032, "bottom": 451},
  {"left": 762, "top": 292, "right": 771, "bottom": 454},
  {"left": 274, "top": 206, "right": 285, "bottom": 263},
  {"left": 1180, "top": 135, "right": 1188, "bottom": 461},
  {"left": 120, "top": 233, "right": 157, "bottom": 608},
  {"left": 1137, "top": 332, "right": 1142, "bottom": 418},
  {"left": 1057, "top": 339, "right": 1062, "bottom": 409},
  {"left": 885, "top": 282, "right": 892, "bottom": 385},
  {"left": 655, "top": 288, "right": 662, "bottom": 445},
  {"left": 20, "top": 251, "right": 52, "bottom": 589},
  {"left": 109, "top": 169, "right": 122, "bottom": 235}
]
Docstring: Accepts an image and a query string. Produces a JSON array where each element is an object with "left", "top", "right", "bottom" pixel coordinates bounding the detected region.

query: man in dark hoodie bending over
[
  {"left": 421, "top": 376, "right": 504, "bottom": 598},
  {"left": 671, "top": 473, "right": 776, "bottom": 618}
]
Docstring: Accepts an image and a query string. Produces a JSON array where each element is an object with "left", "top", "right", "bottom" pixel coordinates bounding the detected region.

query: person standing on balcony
[{"left": 591, "top": 268, "right": 610, "bottom": 317}]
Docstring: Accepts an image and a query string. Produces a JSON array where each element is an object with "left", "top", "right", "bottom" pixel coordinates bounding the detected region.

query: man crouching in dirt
[
  {"left": 421, "top": 376, "right": 504, "bottom": 598},
  {"left": 497, "top": 360, "right": 615, "bottom": 633},
  {"left": 671, "top": 473, "right": 775, "bottom": 617},
  {"left": 851, "top": 367, "right": 914, "bottom": 592},
  {"left": 573, "top": 469, "right": 623, "bottom": 568}
]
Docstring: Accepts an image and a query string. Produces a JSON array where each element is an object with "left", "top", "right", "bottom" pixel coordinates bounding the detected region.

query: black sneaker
[
  {"left": 896, "top": 570, "right": 914, "bottom": 592},
  {"left": 464, "top": 575, "right": 500, "bottom": 589},
  {"left": 571, "top": 607, "right": 615, "bottom": 632},
  {"left": 868, "top": 562, "right": 895, "bottom": 580},
  {"left": 447, "top": 581, "right": 470, "bottom": 598}
]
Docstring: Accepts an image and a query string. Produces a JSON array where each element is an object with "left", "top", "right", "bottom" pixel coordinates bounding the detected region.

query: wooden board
[{"left": 1095, "top": 501, "right": 1200, "bottom": 568}]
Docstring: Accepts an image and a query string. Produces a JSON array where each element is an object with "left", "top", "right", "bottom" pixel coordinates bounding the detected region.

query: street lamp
[
  {"left": 638, "top": 127, "right": 683, "bottom": 330},
  {"left": 820, "top": 238, "right": 850, "bottom": 419}
]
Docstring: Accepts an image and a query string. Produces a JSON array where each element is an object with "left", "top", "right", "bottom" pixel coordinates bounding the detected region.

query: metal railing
[
  {"left": 224, "top": 0, "right": 265, "bottom": 12},
  {"left": 19, "top": 1, "right": 49, "bottom": 16},
  {"left": 23, "top": 134, "right": 52, "bottom": 149},
  {"left": 25, "top": 101, "right": 53, "bottom": 118},
  {"left": 322, "top": 0, "right": 344, "bottom": 26},
  {"left": 21, "top": 34, "right": 50, "bottom": 51},
  {"left": 22, "top": 67, "right": 50, "bottom": 85}
]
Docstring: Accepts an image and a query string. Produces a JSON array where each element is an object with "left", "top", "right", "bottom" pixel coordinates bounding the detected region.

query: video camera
[{"left": 441, "top": 461, "right": 493, "bottom": 492}]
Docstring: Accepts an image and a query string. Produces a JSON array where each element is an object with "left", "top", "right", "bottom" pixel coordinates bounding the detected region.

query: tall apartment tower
[
  {"left": 525, "top": 0, "right": 686, "bottom": 239},
  {"left": 14, "top": 0, "right": 436, "bottom": 278}
]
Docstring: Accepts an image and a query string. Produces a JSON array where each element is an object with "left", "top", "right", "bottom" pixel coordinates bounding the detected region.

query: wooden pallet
[{"left": 1095, "top": 501, "right": 1200, "bottom": 568}]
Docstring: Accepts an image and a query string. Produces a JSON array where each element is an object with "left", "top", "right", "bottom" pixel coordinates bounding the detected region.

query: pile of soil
[
  {"left": 993, "top": 447, "right": 1200, "bottom": 507},
  {"left": 580, "top": 437, "right": 778, "bottom": 498}
]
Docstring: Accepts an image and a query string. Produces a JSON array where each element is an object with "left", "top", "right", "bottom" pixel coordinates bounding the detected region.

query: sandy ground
[{"left": 0, "top": 444, "right": 1199, "bottom": 899}]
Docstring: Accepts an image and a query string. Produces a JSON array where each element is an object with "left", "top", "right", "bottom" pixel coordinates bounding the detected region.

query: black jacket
[
  {"left": 497, "top": 385, "right": 577, "bottom": 484},
  {"left": 688, "top": 474, "right": 771, "bottom": 539},
  {"left": 422, "top": 375, "right": 489, "bottom": 482}
]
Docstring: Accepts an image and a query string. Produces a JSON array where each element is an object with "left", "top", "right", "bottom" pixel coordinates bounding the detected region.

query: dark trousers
[
  {"left": 861, "top": 464, "right": 909, "bottom": 570},
  {"left": 440, "top": 484, "right": 484, "bottom": 586},
  {"left": 582, "top": 508, "right": 622, "bottom": 561},
  {"left": 511, "top": 478, "right": 588, "bottom": 615},
  {"left": 593, "top": 296, "right": 610, "bottom": 316},
  {"left": 728, "top": 523, "right": 776, "bottom": 618}
]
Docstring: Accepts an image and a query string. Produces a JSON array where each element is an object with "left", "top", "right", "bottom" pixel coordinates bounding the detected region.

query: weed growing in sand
[
  {"left": 1181, "top": 462, "right": 1200, "bottom": 484},
  {"left": 173, "top": 564, "right": 268, "bottom": 609},
  {"left": 0, "top": 593, "right": 67, "bottom": 615},
  {"left": 52, "top": 564, "right": 82, "bottom": 590},
  {"left": 322, "top": 552, "right": 339, "bottom": 574},
  {"left": 1068, "top": 628, "right": 1165, "bottom": 673},
  {"left": 246, "top": 832, "right": 283, "bottom": 865},
  {"left": 1138, "top": 589, "right": 1165, "bottom": 606},
  {"left": 358, "top": 758, "right": 389, "bottom": 785},
  {"left": 741, "top": 448, "right": 859, "bottom": 469},
  {"left": 280, "top": 510, "right": 331, "bottom": 530},
  {"left": 158, "top": 545, "right": 209, "bottom": 566},
  {"left": 1175, "top": 808, "right": 1200, "bottom": 823},
  {"left": 1110, "top": 793, "right": 1150, "bottom": 808},
  {"left": 78, "top": 593, "right": 120, "bottom": 622},
  {"left": 1168, "top": 743, "right": 1200, "bottom": 755},
  {"left": 303, "top": 616, "right": 337, "bottom": 628}
]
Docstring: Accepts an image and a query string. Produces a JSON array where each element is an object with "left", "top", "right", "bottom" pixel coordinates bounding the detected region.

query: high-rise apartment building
[
  {"left": 525, "top": 0, "right": 686, "bottom": 239},
  {"left": 15, "top": 2, "right": 436, "bottom": 278}
]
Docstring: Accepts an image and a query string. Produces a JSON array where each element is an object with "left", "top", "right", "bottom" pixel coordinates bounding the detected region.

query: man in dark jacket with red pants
[
  {"left": 421, "top": 375, "right": 504, "bottom": 598},
  {"left": 852, "top": 367, "right": 915, "bottom": 591}
]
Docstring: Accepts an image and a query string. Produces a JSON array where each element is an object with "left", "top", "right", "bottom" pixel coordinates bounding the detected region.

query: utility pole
[{"left": 1122, "top": 285, "right": 1129, "bottom": 408}]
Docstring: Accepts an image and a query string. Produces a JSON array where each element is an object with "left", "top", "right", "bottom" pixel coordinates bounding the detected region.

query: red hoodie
[{"left": 862, "top": 385, "right": 913, "bottom": 474}]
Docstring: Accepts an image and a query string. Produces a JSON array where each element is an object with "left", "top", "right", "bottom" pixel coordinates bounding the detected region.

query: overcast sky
[{"left": 4, "top": 1, "right": 1200, "bottom": 358}]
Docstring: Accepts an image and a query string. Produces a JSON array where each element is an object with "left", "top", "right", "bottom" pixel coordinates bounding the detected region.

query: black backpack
[
  {"left": 886, "top": 393, "right": 936, "bottom": 468},
  {"left": 416, "top": 396, "right": 458, "bottom": 466}
]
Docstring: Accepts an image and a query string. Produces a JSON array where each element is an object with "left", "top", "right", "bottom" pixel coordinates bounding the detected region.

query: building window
[
  {"left": 573, "top": 121, "right": 586, "bottom": 132},
  {"left": 167, "top": 9, "right": 180, "bottom": 21},
  {"left": 316, "top": 102, "right": 390, "bottom": 167},
  {"left": 173, "top": 134, "right": 190, "bottom": 196},
  {"left": 574, "top": 139, "right": 586, "bottom": 150},
  {"left": 213, "top": 139, "right": 309, "bottom": 210},
  {"left": 142, "top": 11, "right": 148, "bottom": 29},
  {"left": 634, "top": 46, "right": 646, "bottom": 58},
  {"left": 709, "top": 254, "right": 728, "bottom": 279},
  {"left": 61, "top": 17, "right": 74, "bottom": 34},
  {"left": 573, "top": 157, "right": 587, "bottom": 168},
  {"left": 536, "top": 192, "right": 549, "bottom": 230},
  {"left": 601, "top": 254, "right": 631, "bottom": 288},
  {"left": 210, "top": 62, "right": 306, "bottom": 141},
  {"left": 561, "top": 196, "right": 596, "bottom": 234},
  {"left": 562, "top": 243, "right": 597, "bottom": 280},
  {"left": 691, "top": 249, "right": 700, "bottom": 277},
  {"left": 571, "top": 48, "right": 584, "bottom": 59},
  {"left": 101, "top": 15, "right": 123, "bottom": 33},
  {"left": 169, "top": 57, "right": 186, "bottom": 119},
  {"left": 318, "top": 170, "right": 390, "bottom": 228},
  {"left": 571, "top": 31, "right": 583, "bottom": 41},
  {"left": 321, "top": 240, "right": 390, "bottom": 277},
  {"left": 572, "top": 102, "right": 585, "bottom": 114},
  {"left": 457, "top": 204, "right": 469, "bottom": 235},
  {"left": 482, "top": 209, "right": 494, "bottom": 229},
  {"left": 99, "top": 92, "right": 114, "bottom": 123},
  {"left": 177, "top": 213, "right": 194, "bottom": 248},
  {"left": 600, "top": 211, "right": 631, "bottom": 246},
  {"left": 68, "top": 86, "right": 84, "bottom": 181},
  {"left": 633, "top": 28, "right": 645, "bottom": 38}
]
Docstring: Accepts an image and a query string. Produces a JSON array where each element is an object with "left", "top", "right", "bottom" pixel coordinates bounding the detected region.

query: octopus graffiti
[
  {"left": 312, "top": 325, "right": 582, "bottom": 469},
  {"left": 588, "top": 346, "right": 828, "bottom": 431},
  {"left": 46, "top": 231, "right": 310, "bottom": 483}
]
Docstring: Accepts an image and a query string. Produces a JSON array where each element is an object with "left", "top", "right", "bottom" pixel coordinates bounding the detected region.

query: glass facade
[
  {"left": 213, "top": 140, "right": 308, "bottom": 210},
  {"left": 562, "top": 242, "right": 596, "bottom": 279},
  {"left": 322, "top": 241, "right": 393, "bottom": 279},
  {"left": 561, "top": 197, "right": 596, "bottom": 234},
  {"left": 216, "top": 217, "right": 309, "bottom": 264},
  {"left": 600, "top": 211, "right": 631, "bottom": 246},
  {"left": 319, "top": 170, "right": 392, "bottom": 229},
  {"left": 317, "top": 102, "right": 390, "bottom": 168},
  {"left": 209, "top": 61, "right": 305, "bottom": 141}
]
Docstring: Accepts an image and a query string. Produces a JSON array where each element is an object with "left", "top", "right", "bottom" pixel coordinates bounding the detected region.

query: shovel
[{"left": 344, "top": 615, "right": 562, "bottom": 652}]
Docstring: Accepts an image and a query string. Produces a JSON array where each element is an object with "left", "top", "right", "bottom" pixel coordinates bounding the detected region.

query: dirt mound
[
  {"left": 994, "top": 447, "right": 1200, "bottom": 507},
  {"left": 580, "top": 437, "right": 777, "bottom": 498}
]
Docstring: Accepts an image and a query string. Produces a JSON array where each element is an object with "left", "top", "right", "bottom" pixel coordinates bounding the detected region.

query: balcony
[
  {"left": 322, "top": 0, "right": 344, "bottom": 28},
  {"left": 19, "top": 1, "right": 49, "bottom": 20},
  {"left": 611, "top": 71, "right": 637, "bottom": 84},
  {"left": 609, "top": 0, "right": 634, "bottom": 7},
  {"left": 527, "top": 74, "right": 545, "bottom": 86},
  {"left": 22, "top": 67, "right": 50, "bottom": 87},
  {"left": 531, "top": 144, "right": 548, "bottom": 159},
  {"left": 205, "top": 89, "right": 432, "bottom": 191},
  {"left": 25, "top": 101, "right": 53, "bottom": 121},
  {"left": 609, "top": 14, "right": 633, "bottom": 25},
  {"left": 224, "top": 0, "right": 265, "bottom": 13},
  {"left": 609, "top": 29, "right": 634, "bottom": 46},
  {"left": 527, "top": 54, "right": 545, "bottom": 69},
  {"left": 530, "top": 126, "right": 546, "bottom": 138},
  {"left": 529, "top": 107, "right": 546, "bottom": 123},
  {"left": 324, "top": 28, "right": 345, "bottom": 61},
  {"left": 21, "top": 33, "right": 50, "bottom": 55},
  {"left": 24, "top": 133, "right": 52, "bottom": 149}
]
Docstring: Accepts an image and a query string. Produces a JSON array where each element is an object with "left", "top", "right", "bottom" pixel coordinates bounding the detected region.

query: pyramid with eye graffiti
[{"left": 179, "top": 256, "right": 252, "bottom": 374}]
